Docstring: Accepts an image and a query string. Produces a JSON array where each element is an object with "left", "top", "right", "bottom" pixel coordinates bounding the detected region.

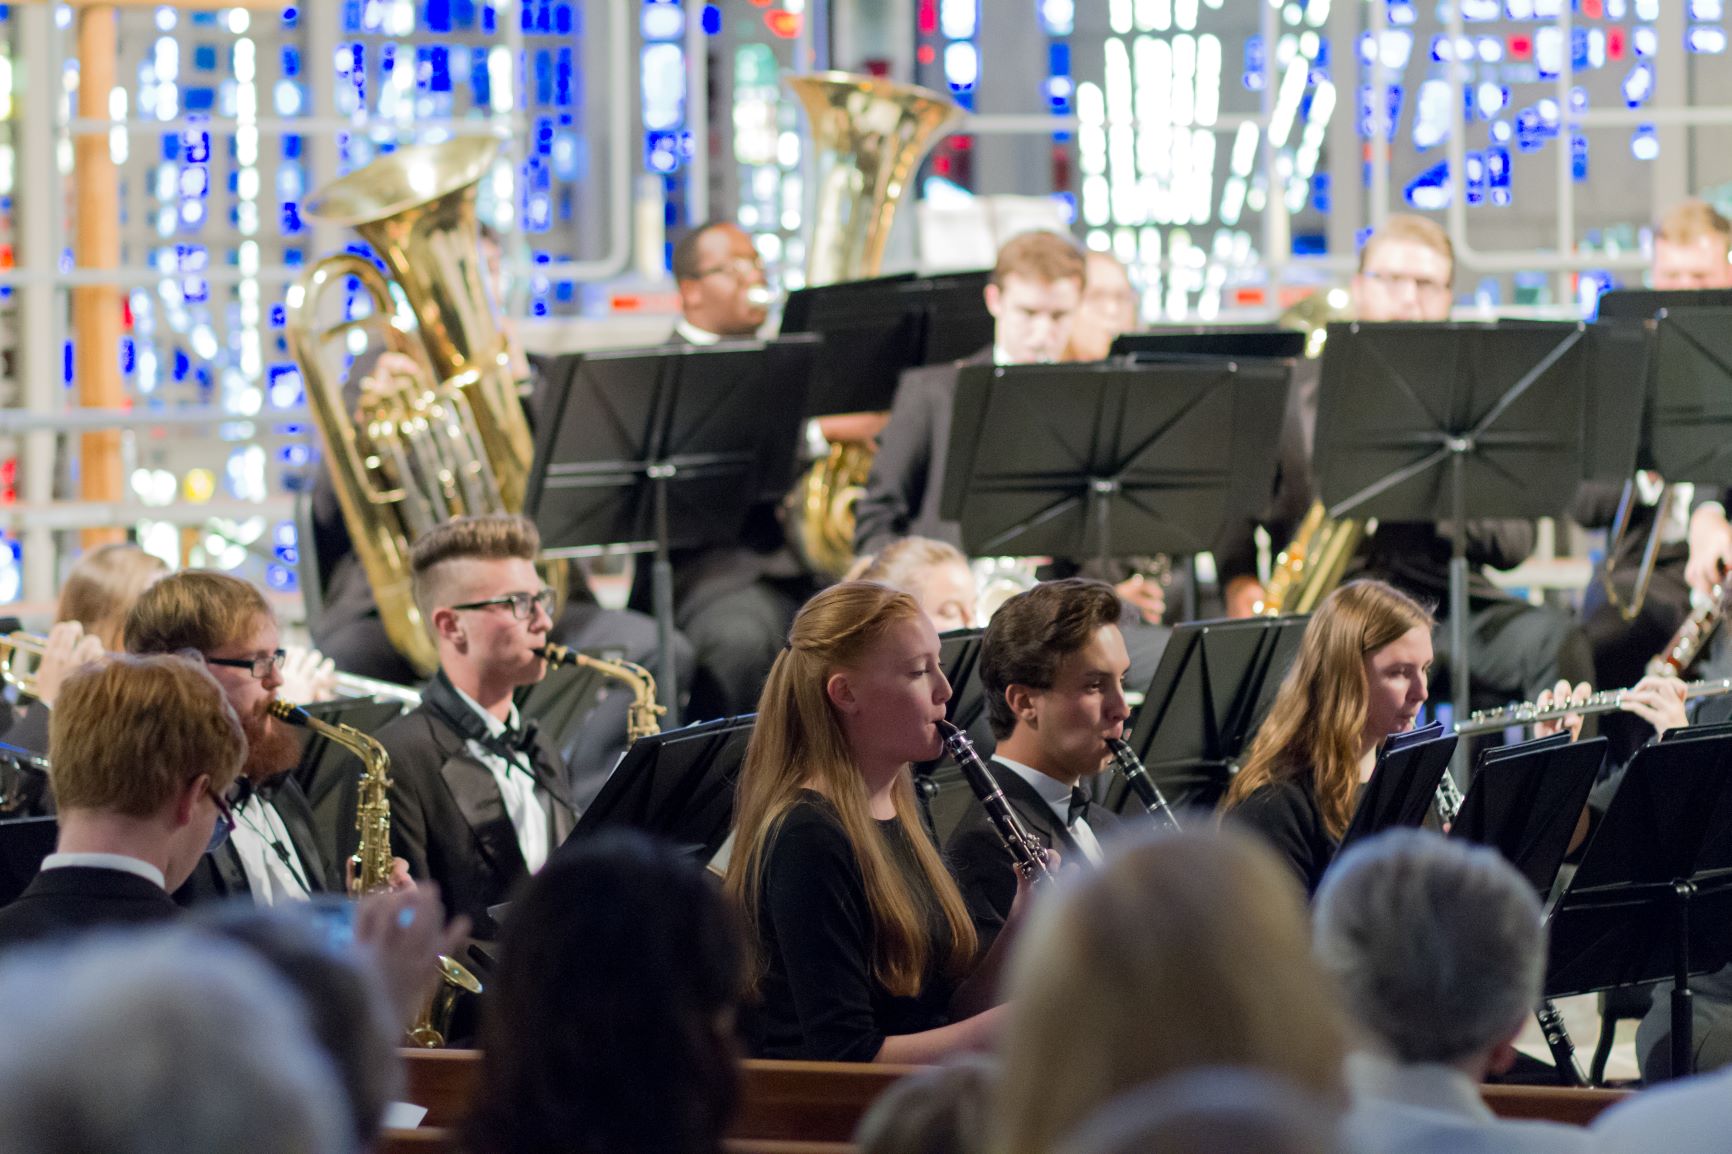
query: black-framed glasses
[
  {"left": 449, "top": 588, "right": 557, "bottom": 621},
  {"left": 204, "top": 649, "right": 287, "bottom": 679},
  {"left": 204, "top": 784, "right": 235, "bottom": 854},
  {"left": 1362, "top": 269, "right": 1452, "bottom": 297}
]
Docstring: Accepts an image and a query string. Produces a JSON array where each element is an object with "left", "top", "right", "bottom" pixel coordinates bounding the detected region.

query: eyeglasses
[
  {"left": 204, "top": 784, "right": 235, "bottom": 854},
  {"left": 1362, "top": 269, "right": 1452, "bottom": 298},
  {"left": 693, "top": 256, "right": 765, "bottom": 281},
  {"left": 204, "top": 649, "right": 287, "bottom": 679},
  {"left": 449, "top": 588, "right": 558, "bottom": 621}
]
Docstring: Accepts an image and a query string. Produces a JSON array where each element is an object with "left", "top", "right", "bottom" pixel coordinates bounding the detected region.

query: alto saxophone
[
  {"left": 539, "top": 643, "right": 664, "bottom": 744},
  {"left": 268, "top": 700, "right": 482, "bottom": 1047}
]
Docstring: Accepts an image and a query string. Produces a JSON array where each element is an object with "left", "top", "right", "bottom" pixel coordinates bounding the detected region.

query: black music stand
[
  {"left": 1638, "top": 306, "right": 1732, "bottom": 486},
  {"left": 0, "top": 815, "right": 55, "bottom": 907},
  {"left": 1449, "top": 734, "right": 1605, "bottom": 897},
  {"left": 527, "top": 340, "right": 816, "bottom": 723},
  {"left": 1105, "top": 614, "right": 1308, "bottom": 813},
  {"left": 1112, "top": 327, "right": 1308, "bottom": 361},
  {"left": 1337, "top": 723, "right": 1458, "bottom": 851},
  {"left": 1313, "top": 321, "right": 1631, "bottom": 747},
  {"left": 940, "top": 358, "right": 1290, "bottom": 571},
  {"left": 1544, "top": 729, "right": 1732, "bottom": 1079},
  {"left": 914, "top": 270, "right": 995, "bottom": 364},
  {"left": 569, "top": 713, "right": 755, "bottom": 862}
]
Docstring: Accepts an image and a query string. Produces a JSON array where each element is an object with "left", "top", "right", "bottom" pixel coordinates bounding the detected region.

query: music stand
[
  {"left": 570, "top": 713, "right": 755, "bottom": 862},
  {"left": 1111, "top": 327, "right": 1308, "bottom": 361},
  {"left": 1337, "top": 723, "right": 1458, "bottom": 851},
  {"left": 527, "top": 340, "right": 816, "bottom": 722},
  {"left": 1638, "top": 307, "right": 1732, "bottom": 486},
  {"left": 912, "top": 270, "right": 995, "bottom": 364},
  {"left": 1106, "top": 615, "right": 1308, "bottom": 813},
  {"left": 1313, "top": 321, "right": 1630, "bottom": 749},
  {"left": 1449, "top": 734, "right": 1605, "bottom": 898},
  {"left": 1544, "top": 729, "right": 1732, "bottom": 1078},
  {"left": 0, "top": 815, "right": 54, "bottom": 907},
  {"left": 940, "top": 358, "right": 1291, "bottom": 571}
]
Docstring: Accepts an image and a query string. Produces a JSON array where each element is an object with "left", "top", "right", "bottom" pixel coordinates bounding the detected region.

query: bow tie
[
  {"left": 1067, "top": 786, "right": 1090, "bottom": 829},
  {"left": 228, "top": 774, "right": 283, "bottom": 810}
]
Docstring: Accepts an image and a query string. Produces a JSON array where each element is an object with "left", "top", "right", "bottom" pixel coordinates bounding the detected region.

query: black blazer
[
  {"left": 173, "top": 774, "right": 333, "bottom": 907},
  {"left": 853, "top": 347, "right": 994, "bottom": 556},
  {"left": 944, "top": 759, "right": 1122, "bottom": 952},
  {"left": 0, "top": 866, "right": 180, "bottom": 952},
  {"left": 375, "top": 684, "right": 577, "bottom": 940},
  {"left": 1225, "top": 776, "right": 1337, "bottom": 897}
]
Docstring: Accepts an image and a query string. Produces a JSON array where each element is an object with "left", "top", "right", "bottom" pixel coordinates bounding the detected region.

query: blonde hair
[
  {"left": 1358, "top": 213, "right": 1454, "bottom": 279},
  {"left": 50, "top": 654, "right": 245, "bottom": 816},
  {"left": 997, "top": 828, "right": 1348, "bottom": 1154},
  {"left": 56, "top": 544, "right": 169, "bottom": 652},
  {"left": 1222, "top": 580, "right": 1434, "bottom": 841},
  {"left": 992, "top": 230, "right": 1086, "bottom": 289},
  {"left": 124, "top": 571, "right": 271, "bottom": 657},
  {"left": 726, "top": 582, "right": 977, "bottom": 997},
  {"left": 1658, "top": 198, "right": 1732, "bottom": 253},
  {"left": 857, "top": 537, "right": 969, "bottom": 589},
  {"left": 409, "top": 514, "right": 540, "bottom": 623}
]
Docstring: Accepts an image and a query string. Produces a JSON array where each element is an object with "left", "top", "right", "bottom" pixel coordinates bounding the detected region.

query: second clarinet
[
  {"left": 936, "top": 720, "right": 1055, "bottom": 885},
  {"left": 1105, "top": 737, "right": 1181, "bottom": 831}
]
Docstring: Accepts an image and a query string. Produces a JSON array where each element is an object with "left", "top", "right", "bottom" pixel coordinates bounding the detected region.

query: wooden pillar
[{"left": 71, "top": 4, "right": 124, "bottom": 549}]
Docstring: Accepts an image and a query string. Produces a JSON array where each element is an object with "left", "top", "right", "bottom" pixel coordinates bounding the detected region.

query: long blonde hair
[
  {"left": 996, "top": 828, "right": 1349, "bottom": 1154},
  {"left": 726, "top": 582, "right": 978, "bottom": 997},
  {"left": 57, "top": 543, "right": 169, "bottom": 651},
  {"left": 1222, "top": 580, "right": 1433, "bottom": 841}
]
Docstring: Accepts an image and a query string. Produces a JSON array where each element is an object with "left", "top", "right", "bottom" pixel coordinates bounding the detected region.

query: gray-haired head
[
  {"left": 1313, "top": 828, "right": 1544, "bottom": 1065},
  {"left": 0, "top": 928, "right": 352, "bottom": 1154},
  {"left": 1054, "top": 1067, "right": 1343, "bottom": 1154}
]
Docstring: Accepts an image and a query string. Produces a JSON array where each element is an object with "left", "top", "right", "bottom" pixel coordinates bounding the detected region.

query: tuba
[
  {"left": 784, "top": 73, "right": 965, "bottom": 578},
  {"left": 286, "top": 138, "right": 539, "bottom": 677}
]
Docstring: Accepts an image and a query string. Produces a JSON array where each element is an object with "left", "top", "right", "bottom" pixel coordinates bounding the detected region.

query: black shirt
[
  {"left": 1227, "top": 775, "right": 1339, "bottom": 897},
  {"left": 746, "top": 792, "right": 955, "bottom": 1062}
]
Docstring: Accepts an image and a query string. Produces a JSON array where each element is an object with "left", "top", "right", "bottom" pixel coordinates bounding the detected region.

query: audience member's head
[
  {"left": 50, "top": 655, "right": 245, "bottom": 891},
  {"left": 56, "top": 543, "right": 169, "bottom": 651},
  {"left": 465, "top": 830, "right": 744, "bottom": 1154},
  {"left": 853, "top": 1055, "right": 999, "bottom": 1154},
  {"left": 1313, "top": 828, "right": 1544, "bottom": 1078},
  {"left": 855, "top": 536, "right": 978, "bottom": 633},
  {"left": 409, "top": 514, "right": 553, "bottom": 693},
  {"left": 988, "top": 230, "right": 1087, "bottom": 364},
  {"left": 0, "top": 930, "right": 350, "bottom": 1154},
  {"left": 125, "top": 569, "right": 299, "bottom": 784},
  {"left": 1352, "top": 214, "right": 1454, "bottom": 322},
  {"left": 1652, "top": 198, "right": 1732, "bottom": 290},
  {"left": 1054, "top": 1068, "right": 1343, "bottom": 1154},
  {"left": 997, "top": 827, "right": 1348, "bottom": 1154},
  {"left": 196, "top": 902, "right": 404, "bottom": 1150},
  {"left": 1067, "top": 250, "right": 1139, "bottom": 362},
  {"left": 673, "top": 220, "right": 769, "bottom": 338}
]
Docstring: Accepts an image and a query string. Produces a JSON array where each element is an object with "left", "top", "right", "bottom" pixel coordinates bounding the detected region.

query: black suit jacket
[
  {"left": 375, "top": 685, "right": 577, "bottom": 940},
  {"left": 173, "top": 774, "right": 333, "bottom": 907},
  {"left": 0, "top": 866, "right": 180, "bottom": 952},
  {"left": 944, "top": 759, "right": 1122, "bottom": 952},
  {"left": 853, "top": 346, "right": 995, "bottom": 555}
]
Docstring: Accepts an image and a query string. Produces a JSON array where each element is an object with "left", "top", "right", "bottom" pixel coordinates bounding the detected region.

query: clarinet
[
  {"left": 1105, "top": 737, "right": 1181, "bottom": 831},
  {"left": 936, "top": 720, "right": 1055, "bottom": 885}
]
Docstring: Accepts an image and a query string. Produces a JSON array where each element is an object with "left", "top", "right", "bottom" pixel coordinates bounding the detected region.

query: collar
[
  {"left": 1345, "top": 1051, "right": 1494, "bottom": 1122},
  {"left": 992, "top": 344, "right": 1012, "bottom": 366},
  {"left": 448, "top": 681, "right": 521, "bottom": 740},
  {"left": 676, "top": 320, "right": 724, "bottom": 346},
  {"left": 993, "top": 755, "right": 1076, "bottom": 809},
  {"left": 41, "top": 852, "right": 166, "bottom": 890}
]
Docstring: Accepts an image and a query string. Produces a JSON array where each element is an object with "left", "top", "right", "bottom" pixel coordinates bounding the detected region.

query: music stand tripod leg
[
  {"left": 1673, "top": 879, "right": 1697, "bottom": 1079},
  {"left": 649, "top": 463, "right": 680, "bottom": 728}
]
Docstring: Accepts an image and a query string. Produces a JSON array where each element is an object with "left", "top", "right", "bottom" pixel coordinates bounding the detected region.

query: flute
[
  {"left": 936, "top": 720, "right": 1055, "bottom": 885},
  {"left": 1454, "top": 677, "right": 1732, "bottom": 736}
]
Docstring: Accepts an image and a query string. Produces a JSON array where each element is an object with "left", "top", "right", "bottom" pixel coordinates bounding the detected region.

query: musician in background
[
  {"left": 1065, "top": 249, "right": 1139, "bottom": 363},
  {"left": 851, "top": 536, "right": 979, "bottom": 633},
  {"left": 0, "top": 655, "right": 242, "bottom": 951},
  {"left": 669, "top": 221, "right": 770, "bottom": 344},
  {"left": 726, "top": 581, "right": 1006, "bottom": 1063},
  {"left": 945, "top": 578, "right": 1127, "bottom": 951},
  {"left": 125, "top": 571, "right": 347, "bottom": 907},
  {"left": 374, "top": 515, "right": 576, "bottom": 942}
]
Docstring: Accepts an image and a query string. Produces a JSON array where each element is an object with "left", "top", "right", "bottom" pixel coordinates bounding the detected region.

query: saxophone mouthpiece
[
  {"left": 266, "top": 699, "right": 314, "bottom": 727},
  {"left": 537, "top": 643, "right": 574, "bottom": 668}
]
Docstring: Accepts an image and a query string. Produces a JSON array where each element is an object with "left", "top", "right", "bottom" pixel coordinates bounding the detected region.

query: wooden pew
[
  {"left": 379, "top": 1133, "right": 851, "bottom": 1154},
  {"left": 1481, "top": 1084, "right": 1630, "bottom": 1126}
]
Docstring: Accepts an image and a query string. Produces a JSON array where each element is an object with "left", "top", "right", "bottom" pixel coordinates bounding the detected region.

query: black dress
[
  {"left": 1227, "top": 774, "right": 1338, "bottom": 896},
  {"left": 746, "top": 791, "right": 955, "bottom": 1062}
]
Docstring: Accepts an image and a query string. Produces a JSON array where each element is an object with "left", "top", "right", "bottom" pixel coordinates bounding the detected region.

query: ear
[
  {"left": 1485, "top": 1038, "right": 1520, "bottom": 1077},
  {"left": 825, "top": 670, "right": 857, "bottom": 715},
  {"left": 429, "top": 606, "right": 466, "bottom": 650},
  {"left": 174, "top": 774, "right": 210, "bottom": 829},
  {"left": 1004, "top": 683, "right": 1039, "bottom": 729},
  {"left": 678, "top": 278, "right": 703, "bottom": 312},
  {"left": 984, "top": 282, "right": 1002, "bottom": 319}
]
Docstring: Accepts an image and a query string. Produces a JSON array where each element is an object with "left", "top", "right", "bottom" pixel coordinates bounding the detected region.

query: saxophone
[
  {"left": 267, "top": 700, "right": 482, "bottom": 1047},
  {"left": 539, "top": 643, "right": 664, "bottom": 744}
]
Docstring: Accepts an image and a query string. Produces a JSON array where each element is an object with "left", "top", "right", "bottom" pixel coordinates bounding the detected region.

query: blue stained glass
[
  {"left": 454, "top": 0, "right": 477, "bottom": 29},
  {"left": 161, "top": 135, "right": 179, "bottom": 161},
  {"left": 1465, "top": 150, "right": 1487, "bottom": 204},
  {"left": 282, "top": 202, "right": 303, "bottom": 234},
  {"left": 193, "top": 44, "right": 217, "bottom": 72},
  {"left": 1571, "top": 27, "right": 1590, "bottom": 70},
  {"left": 555, "top": 3, "right": 573, "bottom": 35},
  {"left": 120, "top": 337, "right": 135, "bottom": 374},
  {"left": 62, "top": 342, "right": 72, "bottom": 385},
  {"left": 185, "top": 87, "right": 215, "bottom": 113},
  {"left": 270, "top": 305, "right": 288, "bottom": 327},
  {"left": 282, "top": 46, "right": 300, "bottom": 78},
  {"left": 483, "top": 4, "right": 496, "bottom": 33},
  {"left": 701, "top": 4, "right": 721, "bottom": 33},
  {"left": 1049, "top": 42, "right": 1070, "bottom": 76},
  {"left": 283, "top": 135, "right": 303, "bottom": 160},
  {"left": 472, "top": 52, "right": 491, "bottom": 105},
  {"left": 1571, "top": 132, "right": 1589, "bottom": 181},
  {"left": 284, "top": 248, "right": 305, "bottom": 266},
  {"left": 184, "top": 132, "right": 210, "bottom": 164},
  {"left": 190, "top": 10, "right": 217, "bottom": 25},
  {"left": 282, "top": 6, "right": 298, "bottom": 25},
  {"left": 427, "top": 0, "right": 452, "bottom": 32},
  {"left": 174, "top": 350, "right": 191, "bottom": 381}
]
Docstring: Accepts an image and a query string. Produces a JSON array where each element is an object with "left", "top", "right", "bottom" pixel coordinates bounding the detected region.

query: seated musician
[
  {"left": 945, "top": 578, "right": 1127, "bottom": 950},
  {"left": 851, "top": 536, "right": 979, "bottom": 633},
  {"left": 0, "top": 654, "right": 242, "bottom": 950},
  {"left": 126, "top": 571, "right": 352, "bottom": 906},
  {"left": 1064, "top": 249, "right": 1139, "bottom": 363},
  {"left": 726, "top": 581, "right": 1005, "bottom": 1063},
  {"left": 670, "top": 220, "right": 770, "bottom": 344},
  {"left": 373, "top": 514, "right": 576, "bottom": 941}
]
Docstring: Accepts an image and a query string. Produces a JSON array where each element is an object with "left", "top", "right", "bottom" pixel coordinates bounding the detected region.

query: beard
[{"left": 239, "top": 703, "right": 303, "bottom": 783}]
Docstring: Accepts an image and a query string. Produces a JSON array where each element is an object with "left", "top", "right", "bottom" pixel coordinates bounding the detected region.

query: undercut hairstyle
[
  {"left": 56, "top": 543, "right": 169, "bottom": 651},
  {"left": 124, "top": 570, "right": 271, "bottom": 657},
  {"left": 1314, "top": 828, "right": 1545, "bottom": 1065},
  {"left": 980, "top": 578, "right": 1124, "bottom": 740},
  {"left": 672, "top": 220, "right": 737, "bottom": 283},
  {"left": 992, "top": 230, "right": 1087, "bottom": 289},
  {"left": 408, "top": 513, "right": 541, "bottom": 623},
  {"left": 1358, "top": 213, "right": 1455, "bottom": 279},
  {"left": 1658, "top": 198, "right": 1732, "bottom": 253},
  {"left": 49, "top": 654, "right": 245, "bottom": 820}
]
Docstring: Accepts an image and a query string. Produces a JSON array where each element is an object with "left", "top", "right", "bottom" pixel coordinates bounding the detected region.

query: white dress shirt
[
  {"left": 675, "top": 319, "right": 723, "bottom": 346},
  {"left": 1342, "top": 1051, "right": 1591, "bottom": 1154},
  {"left": 993, "top": 755, "right": 1105, "bottom": 865},
  {"left": 41, "top": 852, "right": 165, "bottom": 890},
  {"left": 450, "top": 685, "right": 550, "bottom": 874},
  {"left": 228, "top": 791, "right": 313, "bottom": 906},
  {"left": 1589, "top": 1063, "right": 1732, "bottom": 1154}
]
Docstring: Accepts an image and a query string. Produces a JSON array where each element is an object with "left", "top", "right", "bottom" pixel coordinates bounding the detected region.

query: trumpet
[
  {"left": 0, "top": 631, "right": 51, "bottom": 699},
  {"left": 1454, "top": 677, "right": 1732, "bottom": 736},
  {"left": 937, "top": 720, "right": 1054, "bottom": 885},
  {"left": 537, "top": 643, "right": 664, "bottom": 744},
  {"left": 1105, "top": 737, "right": 1180, "bottom": 830}
]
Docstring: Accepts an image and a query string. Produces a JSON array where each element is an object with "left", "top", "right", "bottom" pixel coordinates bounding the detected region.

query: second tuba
[{"left": 286, "top": 138, "right": 537, "bottom": 677}]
